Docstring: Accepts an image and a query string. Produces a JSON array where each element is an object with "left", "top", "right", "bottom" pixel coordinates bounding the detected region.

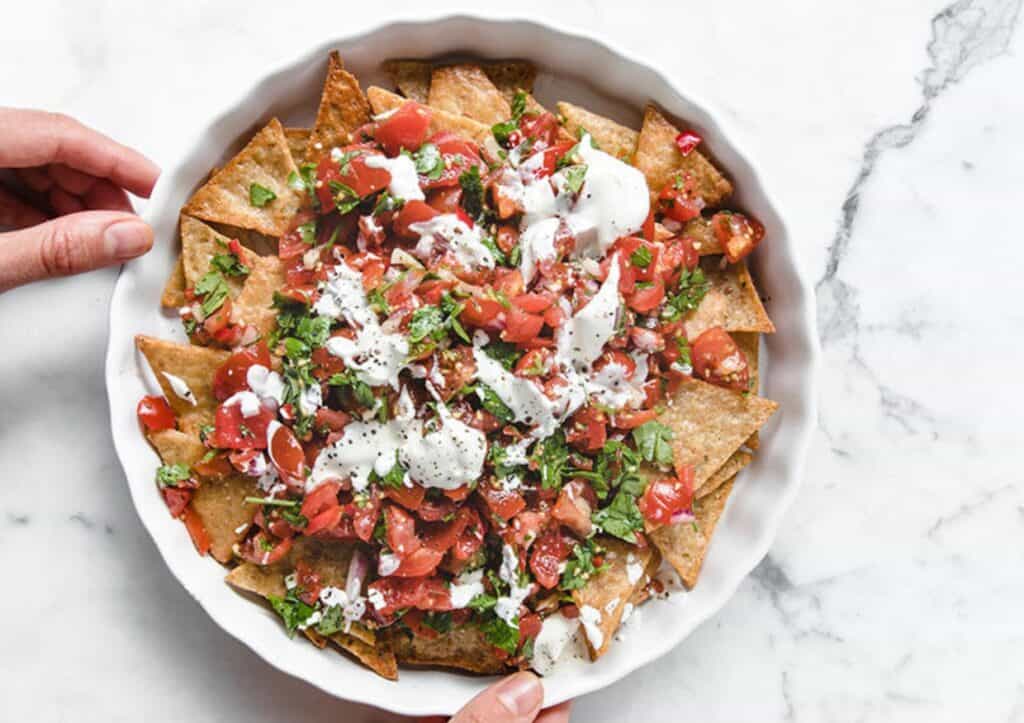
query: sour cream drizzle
[{"left": 363, "top": 153, "right": 425, "bottom": 201}]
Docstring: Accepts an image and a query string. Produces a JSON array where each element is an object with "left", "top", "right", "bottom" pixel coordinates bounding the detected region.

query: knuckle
[{"left": 38, "top": 221, "right": 82, "bottom": 277}]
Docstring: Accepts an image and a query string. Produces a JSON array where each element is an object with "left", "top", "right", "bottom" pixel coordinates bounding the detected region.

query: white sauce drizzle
[
  {"left": 363, "top": 153, "right": 425, "bottom": 201},
  {"left": 410, "top": 214, "right": 496, "bottom": 270},
  {"left": 161, "top": 372, "right": 196, "bottom": 406}
]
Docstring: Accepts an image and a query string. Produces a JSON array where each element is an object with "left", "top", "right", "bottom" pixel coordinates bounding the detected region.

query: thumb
[
  {"left": 0, "top": 210, "right": 153, "bottom": 292},
  {"left": 449, "top": 672, "right": 544, "bottom": 723}
]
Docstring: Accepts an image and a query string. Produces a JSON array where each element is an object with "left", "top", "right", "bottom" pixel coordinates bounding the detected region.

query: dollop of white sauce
[
  {"left": 472, "top": 347, "right": 558, "bottom": 437},
  {"left": 310, "top": 417, "right": 405, "bottom": 492},
  {"left": 448, "top": 568, "right": 485, "bottom": 609},
  {"left": 530, "top": 612, "right": 581, "bottom": 676},
  {"left": 222, "top": 390, "right": 262, "bottom": 418},
  {"left": 161, "top": 372, "right": 197, "bottom": 406},
  {"left": 399, "top": 404, "right": 487, "bottom": 490},
  {"left": 410, "top": 214, "right": 496, "bottom": 270},
  {"left": 578, "top": 604, "right": 605, "bottom": 651},
  {"left": 626, "top": 552, "right": 645, "bottom": 585},
  {"left": 363, "top": 153, "right": 425, "bottom": 201},
  {"left": 555, "top": 258, "right": 621, "bottom": 373},
  {"left": 495, "top": 544, "right": 532, "bottom": 625},
  {"left": 247, "top": 365, "right": 286, "bottom": 407},
  {"left": 378, "top": 552, "right": 401, "bottom": 577},
  {"left": 318, "top": 585, "right": 367, "bottom": 632}
]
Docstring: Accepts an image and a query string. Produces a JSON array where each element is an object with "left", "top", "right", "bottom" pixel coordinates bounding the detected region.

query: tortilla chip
[
  {"left": 650, "top": 478, "right": 734, "bottom": 588},
  {"left": 161, "top": 256, "right": 187, "bottom": 308},
  {"left": 659, "top": 375, "right": 777, "bottom": 492},
  {"left": 626, "top": 549, "right": 662, "bottom": 608},
  {"left": 147, "top": 427, "right": 205, "bottom": 467},
  {"left": 684, "top": 258, "right": 775, "bottom": 338},
  {"left": 179, "top": 215, "right": 257, "bottom": 296},
  {"left": 226, "top": 561, "right": 289, "bottom": 597},
  {"left": 391, "top": 626, "right": 507, "bottom": 674},
  {"left": 572, "top": 537, "right": 658, "bottom": 659},
  {"left": 557, "top": 101, "right": 638, "bottom": 162},
  {"left": 330, "top": 632, "right": 398, "bottom": 681},
  {"left": 428, "top": 64, "right": 511, "bottom": 125},
  {"left": 308, "top": 51, "right": 371, "bottom": 161},
  {"left": 483, "top": 60, "right": 537, "bottom": 104},
  {"left": 203, "top": 221, "right": 278, "bottom": 257},
  {"left": 698, "top": 450, "right": 752, "bottom": 499},
  {"left": 680, "top": 216, "right": 722, "bottom": 255},
  {"left": 192, "top": 475, "right": 259, "bottom": 563},
  {"left": 367, "top": 86, "right": 491, "bottom": 146},
  {"left": 733, "top": 331, "right": 762, "bottom": 449},
  {"left": 135, "top": 335, "right": 228, "bottom": 434},
  {"left": 634, "top": 104, "right": 732, "bottom": 207},
  {"left": 182, "top": 118, "right": 302, "bottom": 237},
  {"left": 284, "top": 127, "right": 311, "bottom": 165},
  {"left": 232, "top": 255, "right": 285, "bottom": 339},
  {"left": 381, "top": 59, "right": 432, "bottom": 103}
]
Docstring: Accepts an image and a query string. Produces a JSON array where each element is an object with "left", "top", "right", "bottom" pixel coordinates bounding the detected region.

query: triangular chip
[
  {"left": 391, "top": 626, "right": 508, "bottom": 674},
  {"left": 625, "top": 549, "right": 662, "bottom": 608},
  {"left": 147, "top": 428, "right": 206, "bottom": 467},
  {"left": 650, "top": 478, "right": 735, "bottom": 588},
  {"left": 483, "top": 60, "right": 536, "bottom": 104},
  {"left": 183, "top": 118, "right": 302, "bottom": 237},
  {"left": 684, "top": 258, "right": 775, "bottom": 338},
  {"left": 634, "top": 104, "right": 732, "bottom": 207},
  {"left": 284, "top": 127, "right": 311, "bottom": 165},
  {"left": 308, "top": 51, "right": 371, "bottom": 161},
  {"left": 381, "top": 59, "right": 432, "bottom": 103},
  {"left": 204, "top": 221, "right": 278, "bottom": 257},
  {"left": 161, "top": 256, "right": 187, "bottom": 308},
  {"left": 557, "top": 101, "right": 638, "bottom": 162},
  {"left": 232, "top": 255, "right": 285, "bottom": 340},
  {"left": 678, "top": 216, "right": 722, "bottom": 255},
  {"left": 571, "top": 537, "right": 658, "bottom": 659},
  {"left": 367, "top": 86, "right": 491, "bottom": 145},
  {"left": 698, "top": 450, "right": 752, "bottom": 499},
  {"left": 428, "top": 64, "right": 511, "bottom": 125},
  {"left": 135, "top": 335, "right": 229, "bottom": 434},
  {"left": 658, "top": 375, "right": 777, "bottom": 492},
  {"left": 180, "top": 215, "right": 257, "bottom": 296},
  {"left": 733, "top": 331, "right": 762, "bottom": 449},
  {"left": 226, "top": 560, "right": 288, "bottom": 597},
  {"left": 329, "top": 632, "right": 398, "bottom": 681},
  {"left": 192, "top": 475, "right": 259, "bottom": 563}
]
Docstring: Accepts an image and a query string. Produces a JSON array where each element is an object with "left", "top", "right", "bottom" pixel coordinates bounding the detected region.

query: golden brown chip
[
  {"left": 650, "top": 478, "right": 735, "bottom": 588},
  {"left": 232, "top": 255, "right": 285, "bottom": 339},
  {"left": 391, "top": 626, "right": 508, "bottom": 674},
  {"left": 571, "top": 537, "right": 658, "bottom": 659},
  {"left": 146, "top": 428, "right": 205, "bottom": 467},
  {"left": 557, "top": 101, "right": 638, "bottom": 162},
  {"left": 367, "top": 86, "right": 491, "bottom": 146},
  {"left": 634, "top": 104, "right": 732, "bottom": 207},
  {"left": 684, "top": 258, "right": 775, "bottom": 338},
  {"left": 698, "top": 450, "right": 752, "bottom": 499},
  {"left": 428, "top": 64, "right": 512, "bottom": 125},
  {"left": 204, "top": 221, "right": 278, "bottom": 257},
  {"left": 135, "top": 335, "right": 228, "bottom": 434},
  {"left": 226, "top": 561, "right": 289, "bottom": 597},
  {"left": 483, "top": 60, "right": 537, "bottom": 103},
  {"left": 284, "top": 127, "right": 311, "bottom": 165},
  {"left": 308, "top": 51, "right": 371, "bottom": 161},
  {"left": 192, "top": 475, "right": 259, "bottom": 563},
  {"left": 183, "top": 118, "right": 302, "bottom": 238},
  {"left": 733, "top": 331, "right": 762, "bottom": 449},
  {"left": 381, "top": 59, "right": 432, "bottom": 103},
  {"left": 330, "top": 632, "right": 398, "bottom": 681},
  {"left": 180, "top": 215, "right": 258, "bottom": 296},
  {"left": 658, "top": 375, "right": 777, "bottom": 492},
  {"left": 161, "top": 256, "right": 187, "bottom": 308}
]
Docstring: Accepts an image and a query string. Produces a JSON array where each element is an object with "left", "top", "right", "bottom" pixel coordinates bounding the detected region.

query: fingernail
[
  {"left": 104, "top": 219, "right": 152, "bottom": 259},
  {"left": 495, "top": 672, "right": 543, "bottom": 716}
]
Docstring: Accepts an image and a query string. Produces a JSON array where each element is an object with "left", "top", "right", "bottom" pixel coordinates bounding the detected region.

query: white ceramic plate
[{"left": 105, "top": 15, "right": 819, "bottom": 717}]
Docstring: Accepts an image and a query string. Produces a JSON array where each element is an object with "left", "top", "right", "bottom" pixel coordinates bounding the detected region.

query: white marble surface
[{"left": 2, "top": 0, "right": 1022, "bottom": 720}]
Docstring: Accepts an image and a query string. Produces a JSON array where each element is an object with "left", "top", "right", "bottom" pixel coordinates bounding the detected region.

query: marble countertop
[{"left": 2, "top": 1, "right": 1022, "bottom": 720}]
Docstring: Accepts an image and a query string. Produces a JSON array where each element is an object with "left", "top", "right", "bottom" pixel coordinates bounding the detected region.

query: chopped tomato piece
[
  {"left": 314, "top": 407, "right": 351, "bottom": 434},
  {"left": 493, "top": 268, "right": 524, "bottom": 299},
  {"left": 182, "top": 505, "right": 211, "bottom": 556},
  {"left": 374, "top": 101, "right": 432, "bottom": 156},
  {"left": 530, "top": 531, "right": 572, "bottom": 589},
  {"left": 301, "top": 482, "right": 341, "bottom": 520},
  {"left": 514, "top": 348, "right": 553, "bottom": 377},
  {"left": 513, "top": 292, "right": 554, "bottom": 313},
  {"left": 213, "top": 342, "right": 272, "bottom": 401},
  {"left": 294, "top": 560, "right": 323, "bottom": 605},
  {"left": 385, "top": 505, "right": 421, "bottom": 557},
  {"left": 393, "top": 200, "right": 439, "bottom": 239},
  {"left": 691, "top": 327, "right": 750, "bottom": 391},
  {"left": 137, "top": 395, "right": 176, "bottom": 432},
  {"left": 639, "top": 468, "right": 695, "bottom": 526},
  {"left": 565, "top": 405, "right": 607, "bottom": 454},
  {"left": 161, "top": 487, "right": 192, "bottom": 518},
  {"left": 460, "top": 296, "right": 504, "bottom": 328},
  {"left": 241, "top": 532, "right": 292, "bottom": 565},
  {"left": 426, "top": 186, "right": 463, "bottom": 214},
  {"left": 674, "top": 131, "right": 702, "bottom": 156},
  {"left": 627, "top": 279, "right": 666, "bottom": 313},
  {"left": 305, "top": 506, "right": 343, "bottom": 536},
  {"left": 315, "top": 147, "right": 390, "bottom": 211},
  {"left": 519, "top": 612, "right": 543, "bottom": 647},
  {"left": 268, "top": 422, "right": 307, "bottom": 486},
  {"left": 711, "top": 211, "right": 765, "bottom": 263},
  {"left": 658, "top": 176, "right": 705, "bottom": 223},
  {"left": 211, "top": 403, "right": 276, "bottom": 450},
  {"left": 383, "top": 483, "right": 426, "bottom": 511},
  {"left": 502, "top": 306, "right": 544, "bottom": 343},
  {"left": 478, "top": 482, "right": 527, "bottom": 521},
  {"left": 658, "top": 236, "right": 700, "bottom": 280},
  {"left": 611, "top": 408, "right": 659, "bottom": 429},
  {"left": 392, "top": 546, "right": 444, "bottom": 577},
  {"left": 551, "top": 479, "right": 595, "bottom": 538}
]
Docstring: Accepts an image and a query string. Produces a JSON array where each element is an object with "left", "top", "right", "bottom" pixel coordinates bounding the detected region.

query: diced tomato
[
  {"left": 565, "top": 405, "right": 607, "bottom": 454},
  {"left": 315, "top": 148, "right": 391, "bottom": 211},
  {"left": 426, "top": 186, "right": 463, "bottom": 214},
  {"left": 383, "top": 483, "right": 426, "bottom": 511},
  {"left": 161, "top": 487, "right": 192, "bottom": 518},
  {"left": 493, "top": 268, "right": 525, "bottom": 299},
  {"left": 628, "top": 279, "right": 665, "bottom": 313},
  {"left": 420, "top": 132, "right": 485, "bottom": 189},
  {"left": 202, "top": 297, "right": 233, "bottom": 336},
  {"left": 478, "top": 482, "right": 527, "bottom": 521},
  {"left": 182, "top": 505, "right": 211, "bottom": 556},
  {"left": 513, "top": 292, "right": 554, "bottom": 313},
  {"left": 543, "top": 305, "right": 566, "bottom": 329},
  {"left": 314, "top": 407, "right": 351, "bottom": 434},
  {"left": 385, "top": 505, "right": 421, "bottom": 557},
  {"left": 417, "top": 495, "right": 456, "bottom": 523},
  {"left": 301, "top": 482, "right": 341, "bottom": 520},
  {"left": 268, "top": 422, "right": 307, "bottom": 486},
  {"left": 460, "top": 295, "right": 504, "bottom": 328},
  {"left": 502, "top": 306, "right": 544, "bottom": 344},
  {"left": 641, "top": 209, "right": 655, "bottom": 242},
  {"left": 519, "top": 613, "right": 543, "bottom": 647},
  {"left": 402, "top": 609, "right": 440, "bottom": 640},
  {"left": 657, "top": 236, "right": 699, "bottom": 282},
  {"left": 211, "top": 403, "right": 275, "bottom": 450},
  {"left": 443, "top": 485, "right": 472, "bottom": 502},
  {"left": 212, "top": 342, "right": 272, "bottom": 401},
  {"left": 392, "top": 546, "right": 444, "bottom": 577},
  {"left": 241, "top": 531, "right": 292, "bottom": 566},
  {"left": 430, "top": 346, "right": 476, "bottom": 401},
  {"left": 711, "top": 211, "right": 765, "bottom": 263},
  {"left": 352, "top": 490, "right": 382, "bottom": 542},
  {"left": 422, "top": 505, "right": 472, "bottom": 553},
  {"left": 393, "top": 200, "right": 439, "bottom": 239},
  {"left": 137, "top": 395, "right": 176, "bottom": 432},
  {"left": 294, "top": 560, "right": 323, "bottom": 605},
  {"left": 691, "top": 326, "right": 750, "bottom": 391},
  {"left": 451, "top": 507, "right": 485, "bottom": 561},
  {"left": 639, "top": 468, "right": 695, "bottom": 526},
  {"left": 374, "top": 101, "right": 432, "bottom": 156},
  {"left": 530, "top": 531, "right": 572, "bottom": 589},
  {"left": 611, "top": 408, "right": 659, "bottom": 429},
  {"left": 629, "top": 327, "right": 665, "bottom": 353},
  {"left": 305, "top": 505, "right": 343, "bottom": 536},
  {"left": 519, "top": 112, "right": 560, "bottom": 147},
  {"left": 367, "top": 576, "right": 442, "bottom": 616},
  {"left": 278, "top": 210, "right": 317, "bottom": 260},
  {"left": 506, "top": 508, "right": 550, "bottom": 548},
  {"left": 674, "top": 130, "right": 702, "bottom": 156},
  {"left": 551, "top": 479, "right": 595, "bottom": 538},
  {"left": 514, "top": 348, "right": 553, "bottom": 377},
  {"left": 192, "top": 451, "right": 234, "bottom": 479},
  {"left": 658, "top": 176, "right": 705, "bottom": 223},
  {"left": 496, "top": 224, "right": 519, "bottom": 254}
]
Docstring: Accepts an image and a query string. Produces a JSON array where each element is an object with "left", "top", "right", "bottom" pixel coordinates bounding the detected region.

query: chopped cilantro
[
  {"left": 297, "top": 219, "right": 318, "bottom": 245},
  {"left": 676, "top": 337, "right": 692, "bottom": 367},
  {"left": 560, "top": 539, "right": 605, "bottom": 591},
  {"left": 328, "top": 180, "right": 361, "bottom": 215},
  {"left": 210, "top": 251, "right": 249, "bottom": 277},
  {"left": 661, "top": 267, "right": 710, "bottom": 321},
  {"left": 491, "top": 90, "right": 529, "bottom": 145},
  {"left": 531, "top": 430, "right": 569, "bottom": 490},
  {"left": 422, "top": 611, "right": 453, "bottom": 635},
  {"left": 156, "top": 463, "right": 191, "bottom": 487},
  {"left": 249, "top": 183, "right": 277, "bottom": 207},
  {"left": 413, "top": 143, "right": 445, "bottom": 180},
  {"left": 630, "top": 246, "right": 653, "bottom": 269},
  {"left": 267, "top": 588, "right": 316, "bottom": 637},
  {"left": 288, "top": 163, "right": 320, "bottom": 210},
  {"left": 632, "top": 421, "right": 675, "bottom": 466},
  {"left": 458, "top": 165, "right": 486, "bottom": 220},
  {"left": 408, "top": 305, "right": 446, "bottom": 344},
  {"left": 468, "top": 592, "right": 498, "bottom": 613},
  {"left": 483, "top": 341, "right": 522, "bottom": 371},
  {"left": 194, "top": 270, "right": 230, "bottom": 316},
  {"left": 476, "top": 384, "right": 514, "bottom": 423},
  {"left": 328, "top": 369, "right": 376, "bottom": 408},
  {"left": 480, "top": 616, "right": 519, "bottom": 655},
  {"left": 370, "top": 454, "right": 406, "bottom": 489},
  {"left": 373, "top": 191, "right": 404, "bottom": 215},
  {"left": 563, "top": 164, "right": 588, "bottom": 194},
  {"left": 315, "top": 605, "right": 345, "bottom": 636},
  {"left": 592, "top": 488, "right": 644, "bottom": 544},
  {"left": 480, "top": 234, "right": 509, "bottom": 266}
]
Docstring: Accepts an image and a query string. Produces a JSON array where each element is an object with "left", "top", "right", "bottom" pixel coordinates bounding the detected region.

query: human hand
[
  {"left": 417, "top": 672, "right": 571, "bottom": 723},
  {"left": 0, "top": 108, "right": 160, "bottom": 292}
]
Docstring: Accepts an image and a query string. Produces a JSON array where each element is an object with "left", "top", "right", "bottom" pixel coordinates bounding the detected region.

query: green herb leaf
[
  {"left": 249, "top": 183, "right": 277, "bottom": 207},
  {"left": 243, "top": 497, "right": 300, "bottom": 508},
  {"left": 632, "top": 421, "right": 675, "bottom": 466},
  {"left": 458, "top": 165, "right": 486, "bottom": 220},
  {"left": 531, "top": 430, "right": 569, "bottom": 490},
  {"left": 413, "top": 143, "right": 445, "bottom": 180},
  {"left": 156, "top": 463, "right": 191, "bottom": 487},
  {"left": 468, "top": 593, "right": 497, "bottom": 613},
  {"left": 661, "top": 267, "right": 710, "bottom": 321},
  {"left": 592, "top": 489, "right": 644, "bottom": 544},
  {"left": 408, "top": 305, "right": 446, "bottom": 344},
  {"left": 630, "top": 246, "right": 653, "bottom": 269},
  {"left": 315, "top": 605, "right": 345, "bottom": 635},
  {"left": 483, "top": 341, "right": 522, "bottom": 370},
  {"left": 560, "top": 539, "right": 605, "bottom": 591},
  {"left": 195, "top": 270, "right": 230, "bottom": 317},
  {"left": 476, "top": 384, "right": 515, "bottom": 423},
  {"left": 267, "top": 589, "right": 316, "bottom": 637},
  {"left": 563, "top": 164, "right": 588, "bottom": 194},
  {"left": 328, "top": 369, "right": 377, "bottom": 408},
  {"left": 328, "top": 180, "right": 361, "bottom": 215},
  {"left": 210, "top": 251, "right": 250, "bottom": 277},
  {"left": 422, "top": 611, "right": 453, "bottom": 635},
  {"left": 480, "top": 616, "right": 520, "bottom": 655}
]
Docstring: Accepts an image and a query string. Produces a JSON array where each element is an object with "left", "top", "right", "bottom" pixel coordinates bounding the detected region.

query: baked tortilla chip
[
  {"left": 192, "top": 475, "right": 259, "bottom": 563},
  {"left": 483, "top": 60, "right": 536, "bottom": 103},
  {"left": 381, "top": 59, "right": 432, "bottom": 103},
  {"left": 367, "top": 86, "right": 491, "bottom": 146},
  {"left": 232, "top": 255, "right": 285, "bottom": 340},
  {"left": 680, "top": 216, "right": 722, "bottom": 255},
  {"left": 734, "top": 331, "right": 762, "bottom": 449},
  {"left": 183, "top": 118, "right": 302, "bottom": 237},
  {"left": 428, "top": 64, "right": 511, "bottom": 125},
  {"left": 147, "top": 428, "right": 205, "bottom": 468},
  {"left": 226, "top": 561, "right": 289, "bottom": 597},
  {"left": 572, "top": 538, "right": 658, "bottom": 659},
  {"left": 557, "top": 101, "right": 638, "bottom": 162},
  {"left": 684, "top": 258, "right": 775, "bottom": 338},
  {"left": 330, "top": 632, "right": 398, "bottom": 681},
  {"left": 284, "top": 127, "right": 311, "bottom": 165},
  {"left": 650, "top": 478, "right": 734, "bottom": 588},
  {"left": 634, "top": 104, "right": 732, "bottom": 207},
  {"left": 135, "top": 335, "right": 228, "bottom": 434},
  {"left": 658, "top": 375, "right": 777, "bottom": 492},
  {"left": 699, "top": 450, "right": 752, "bottom": 499},
  {"left": 180, "top": 215, "right": 258, "bottom": 296},
  {"left": 308, "top": 51, "right": 371, "bottom": 161},
  {"left": 161, "top": 256, "right": 187, "bottom": 308},
  {"left": 391, "top": 626, "right": 507, "bottom": 674}
]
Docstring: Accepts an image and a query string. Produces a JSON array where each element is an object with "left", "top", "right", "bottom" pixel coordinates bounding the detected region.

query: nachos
[{"left": 135, "top": 52, "right": 777, "bottom": 679}]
